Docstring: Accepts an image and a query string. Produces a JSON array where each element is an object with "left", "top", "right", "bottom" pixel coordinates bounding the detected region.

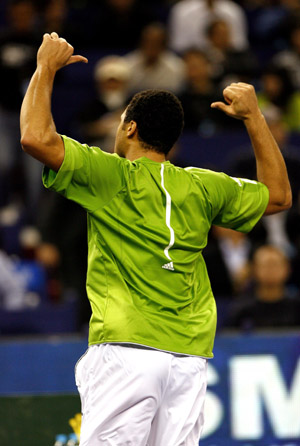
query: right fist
[{"left": 37, "top": 32, "right": 88, "bottom": 72}]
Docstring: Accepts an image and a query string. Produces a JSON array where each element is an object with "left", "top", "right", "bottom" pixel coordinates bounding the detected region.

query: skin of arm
[
  {"left": 211, "top": 83, "right": 292, "bottom": 215},
  {"left": 20, "top": 32, "right": 88, "bottom": 172}
]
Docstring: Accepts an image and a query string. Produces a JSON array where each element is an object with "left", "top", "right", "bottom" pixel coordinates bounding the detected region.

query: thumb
[
  {"left": 67, "top": 55, "right": 88, "bottom": 65},
  {"left": 211, "top": 101, "right": 229, "bottom": 113}
]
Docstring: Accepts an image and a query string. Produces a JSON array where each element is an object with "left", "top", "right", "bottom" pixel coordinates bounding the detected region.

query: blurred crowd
[{"left": 1, "top": 0, "right": 300, "bottom": 334}]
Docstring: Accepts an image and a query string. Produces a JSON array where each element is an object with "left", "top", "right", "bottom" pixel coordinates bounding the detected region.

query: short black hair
[{"left": 124, "top": 90, "right": 184, "bottom": 155}]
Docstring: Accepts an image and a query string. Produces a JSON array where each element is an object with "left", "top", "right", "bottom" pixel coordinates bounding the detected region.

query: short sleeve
[
  {"left": 188, "top": 168, "right": 269, "bottom": 233},
  {"left": 42, "top": 135, "right": 127, "bottom": 213}
]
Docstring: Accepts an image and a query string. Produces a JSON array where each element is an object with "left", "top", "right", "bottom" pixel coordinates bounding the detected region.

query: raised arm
[
  {"left": 211, "top": 83, "right": 292, "bottom": 215},
  {"left": 20, "top": 32, "right": 88, "bottom": 172}
]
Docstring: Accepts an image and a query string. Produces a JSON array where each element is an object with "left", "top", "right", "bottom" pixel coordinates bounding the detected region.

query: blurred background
[{"left": 0, "top": 0, "right": 300, "bottom": 445}]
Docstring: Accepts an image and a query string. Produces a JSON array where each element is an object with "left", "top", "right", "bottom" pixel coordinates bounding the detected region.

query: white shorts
[{"left": 75, "top": 344, "right": 207, "bottom": 446}]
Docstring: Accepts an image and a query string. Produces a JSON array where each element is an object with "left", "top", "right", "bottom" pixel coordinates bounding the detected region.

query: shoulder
[
  {"left": 184, "top": 167, "right": 232, "bottom": 196},
  {"left": 273, "top": 50, "right": 296, "bottom": 64},
  {"left": 170, "top": 0, "right": 202, "bottom": 17},
  {"left": 219, "top": 0, "right": 246, "bottom": 16},
  {"left": 289, "top": 91, "right": 300, "bottom": 104},
  {"left": 284, "top": 296, "right": 300, "bottom": 307},
  {"left": 124, "top": 50, "right": 141, "bottom": 65},
  {"left": 62, "top": 135, "right": 131, "bottom": 172},
  {"left": 162, "top": 51, "right": 186, "bottom": 69},
  {"left": 184, "top": 166, "right": 227, "bottom": 182}
]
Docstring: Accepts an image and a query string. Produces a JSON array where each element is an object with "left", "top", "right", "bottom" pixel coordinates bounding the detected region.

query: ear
[{"left": 127, "top": 120, "right": 137, "bottom": 137}]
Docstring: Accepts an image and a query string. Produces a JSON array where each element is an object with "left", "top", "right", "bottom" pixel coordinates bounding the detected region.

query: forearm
[
  {"left": 21, "top": 66, "right": 55, "bottom": 141},
  {"left": 20, "top": 66, "right": 64, "bottom": 170},
  {"left": 20, "top": 32, "right": 87, "bottom": 170},
  {"left": 244, "top": 112, "right": 292, "bottom": 214}
]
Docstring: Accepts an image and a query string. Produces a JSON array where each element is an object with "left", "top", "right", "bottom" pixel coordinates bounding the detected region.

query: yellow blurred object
[{"left": 69, "top": 413, "right": 82, "bottom": 441}]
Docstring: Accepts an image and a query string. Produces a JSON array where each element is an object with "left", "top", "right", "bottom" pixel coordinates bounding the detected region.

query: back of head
[{"left": 124, "top": 89, "right": 184, "bottom": 155}]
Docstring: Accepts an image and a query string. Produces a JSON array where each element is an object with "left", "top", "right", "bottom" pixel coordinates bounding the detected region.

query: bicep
[{"left": 21, "top": 132, "right": 65, "bottom": 172}]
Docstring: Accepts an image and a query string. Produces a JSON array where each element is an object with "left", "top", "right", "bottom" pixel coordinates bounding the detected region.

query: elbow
[
  {"left": 265, "top": 188, "right": 292, "bottom": 215},
  {"left": 279, "top": 186, "right": 293, "bottom": 210},
  {"left": 21, "top": 130, "right": 53, "bottom": 156},
  {"left": 20, "top": 132, "right": 38, "bottom": 154},
  {"left": 20, "top": 137, "right": 31, "bottom": 153},
  {"left": 283, "top": 189, "right": 293, "bottom": 210}
]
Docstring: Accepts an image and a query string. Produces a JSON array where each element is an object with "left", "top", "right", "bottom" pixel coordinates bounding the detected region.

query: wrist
[
  {"left": 244, "top": 109, "right": 265, "bottom": 128},
  {"left": 36, "top": 63, "right": 57, "bottom": 79}
]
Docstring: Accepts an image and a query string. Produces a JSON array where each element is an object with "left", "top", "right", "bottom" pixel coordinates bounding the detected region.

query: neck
[
  {"left": 192, "top": 78, "right": 213, "bottom": 93},
  {"left": 256, "top": 284, "right": 285, "bottom": 302},
  {"left": 206, "top": 0, "right": 214, "bottom": 10},
  {"left": 125, "top": 144, "right": 166, "bottom": 162},
  {"left": 144, "top": 56, "right": 159, "bottom": 67}
]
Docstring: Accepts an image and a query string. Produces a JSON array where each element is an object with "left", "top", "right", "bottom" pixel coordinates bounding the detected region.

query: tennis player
[{"left": 20, "top": 33, "right": 291, "bottom": 445}]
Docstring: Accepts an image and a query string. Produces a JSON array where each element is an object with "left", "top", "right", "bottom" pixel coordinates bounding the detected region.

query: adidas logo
[{"left": 162, "top": 262, "right": 174, "bottom": 271}]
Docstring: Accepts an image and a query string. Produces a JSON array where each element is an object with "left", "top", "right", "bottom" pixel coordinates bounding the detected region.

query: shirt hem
[{"left": 88, "top": 340, "right": 213, "bottom": 359}]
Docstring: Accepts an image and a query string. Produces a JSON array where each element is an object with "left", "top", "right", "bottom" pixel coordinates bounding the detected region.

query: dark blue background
[{"left": 1, "top": 333, "right": 299, "bottom": 445}]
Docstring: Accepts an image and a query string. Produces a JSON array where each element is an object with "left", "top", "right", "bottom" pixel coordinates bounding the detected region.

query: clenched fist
[
  {"left": 211, "top": 82, "right": 262, "bottom": 121},
  {"left": 37, "top": 32, "right": 88, "bottom": 72}
]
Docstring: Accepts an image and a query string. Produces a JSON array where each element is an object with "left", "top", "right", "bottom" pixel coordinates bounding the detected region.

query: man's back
[
  {"left": 43, "top": 135, "right": 269, "bottom": 357},
  {"left": 86, "top": 156, "right": 215, "bottom": 357}
]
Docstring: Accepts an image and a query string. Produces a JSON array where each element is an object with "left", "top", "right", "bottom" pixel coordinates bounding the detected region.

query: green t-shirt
[{"left": 43, "top": 136, "right": 269, "bottom": 357}]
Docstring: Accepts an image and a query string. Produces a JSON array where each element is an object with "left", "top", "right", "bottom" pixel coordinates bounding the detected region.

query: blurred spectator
[
  {"left": 77, "top": 55, "right": 130, "bottom": 151},
  {"left": 35, "top": 0, "right": 81, "bottom": 48},
  {"left": 261, "top": 0, "right": 300, "bottom": 52},
  {"left": 20, "top": 225, "right": 62, "bottom": 303},
  {"left": 243, "top": 0, "right": 288, "bottom": 56},
  {"left": 229, "top": 105, "right": 300, "bottom": 256},
  {"left": 226, "top": 245, "right": 300, "bottom": 329},
  {"left": 0, "top": 0, "right": 42, "bottom": 217},
  {"left": 89, "top": 0, "right": 158, "bottom": 50},
  {"left": 205, "top": 19, "right": 259, "bottom": 85},
  {"left": 286, "top": 197, "right": 300, "bottom": 293},
  {"left": 37, "top": 190, "right": 89, "bottom": 329},
  {"left": 257, "top": 65, "right": 300, "bottom": 132},
  {"left": 204, "top": 226, "right": 252, "bottom": 299},
  {"left": 0, "top": 225, "right": 49, "bottom": 311},
  {"left": 0, "top": 248, "right": 29, "bottom": 310},
  {"left": 272, "top": 22, "right": 300, "bottom": 89},
  {"left": 125, "top": 22, "right": 186, "bottom": 95},
  {"left": 179, "top": 48, "right": 234, "bottom": 133},
  {"left": 168, "top": 0, "right": 249, "bottom": 54}
]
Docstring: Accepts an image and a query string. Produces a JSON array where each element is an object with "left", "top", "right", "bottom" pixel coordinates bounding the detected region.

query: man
[
  {"left": 227, "top": 245, "right": 300, "bottom": 329},
  {"left": 168, "top": 0, "right": 248, "bottom": 54},
  {"left": 20, "top": 33, "right": 291, "bottom": 445},
  {"left": 125, "top": 22, "right": 186, "bottom": 95}
]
